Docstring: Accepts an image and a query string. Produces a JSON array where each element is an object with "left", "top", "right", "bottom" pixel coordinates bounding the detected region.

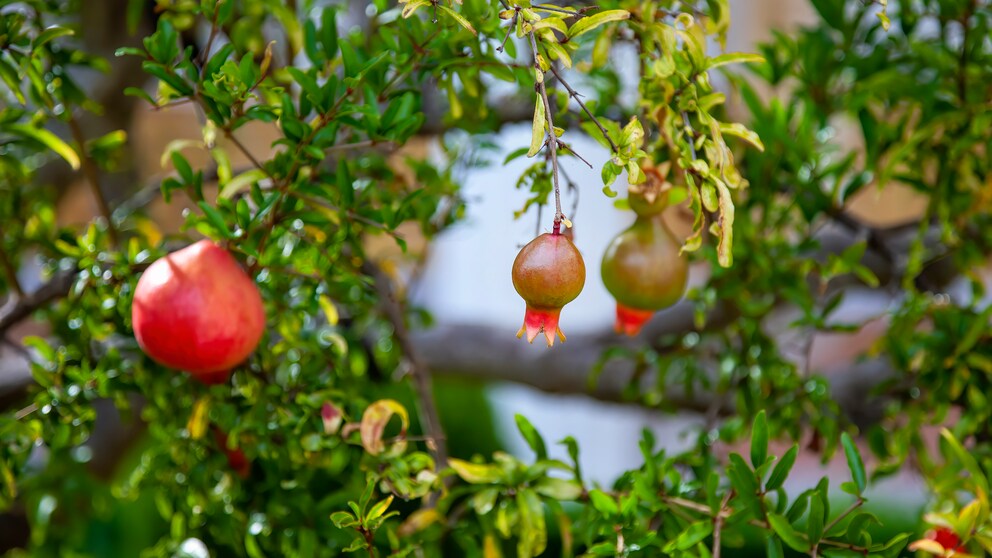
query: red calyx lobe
[
  {"left": 131, "top": 240, "right": 265, "bottom": 384},
  {"left": 511, "top": 231, "right": 586, "bottom": 347}
]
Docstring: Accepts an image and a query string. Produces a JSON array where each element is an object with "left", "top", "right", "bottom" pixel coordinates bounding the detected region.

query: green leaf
[
  {"left": 8, "top": 123, "right": 80, "bottom": 170},
  {"left": 750, "top": 410, "right": 768, "bottom": 469},
  {"left": 533, "top": 477, "right": 582, "bottom": 501},
  {"left": 767, "top": 513, "right": 809, "bottom": 552},
  {"left": 940, "top": 429, "right": 989, "bottom": 494},
  {"left": 330, "top": 511, "right": 358, "bottom": 528},
  {"left": 365, "top": 496, "right": 393, "bottom": 523},
  {"left": 766, "top": 537, "right": 784, "bottom": 558},
  {"left": 33, "top": 26, "right": 74, "bottom": 49},
  {"left": 437, "top": 5, "right": 477, "bottom": 36},
  {"left": 514, "top": 414, "right": 547, "bottom": 460},
  {"left": 568, "top": 9, "right": 630, "bottom": 39},
  {"left": 765, "top": 445, "right": 798, "bottom": 491},
  {"left": 448, "top": 458, "right": 503, "bottom": 484},
  {"left": 528, "top": 94, "right": 546, "bottom": 157},
  {"left": 0, "top": 56, "right": 25, "bottom": 104},
  {"left": 516, "top": 489, "right": 547, "bottom": 558},
  {"left": 665, "top": 521, "right": 712, "bottom": 552},
  {"left": 840, "top": 433, "right": 866, "bottom": 495},
  {"left": 587, "top": 489, "right": 618, "bottom": 517},
  {"left": 197, "top": 202, "right": 233, "bottom": 239},
  {"left": 707, "top": 52, "right": 764, "bottom": 69}
]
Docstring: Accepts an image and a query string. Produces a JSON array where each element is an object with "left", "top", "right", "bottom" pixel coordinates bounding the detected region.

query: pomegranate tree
[
  {"left": 601, "top": 169, "right": 688, "bottom": 335},
  {"left": 511, "top": 231, "right": 586, "bottom": 347},
  {"left": 131, "top": 240, "right": 266, "bottom": 384}
]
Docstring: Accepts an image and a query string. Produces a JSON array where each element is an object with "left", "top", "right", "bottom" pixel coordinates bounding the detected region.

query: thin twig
[
  {"left": 528, "top": 30, "right": 564, "bottom": 231},
  {"left": 67, "top": 112, "right": 118, "bottom": 246},
  {"left": 547, "top": 64, "right": 619, "bottom": 154},
  {"left": 556, "top": 139, "right": 593, "bottom": 168},
  {"left": 712, "top": 491, "right": 733, "bottom": 558},
  {"left": 325, "top": 140, "right": 397, "bottom": 154},
  {"left": 532, "top": 4, "right": 587, "bottom": 17},
  {"left": 497, "top": 7, "right": 519, "bottom": 53},
  {"left": 822, "top": 497, "right": 864, "bottom": 538},
  {"left": 198, "top": 1, "right": 223, "bottom": 70},
  {"left": 222, "top": 129, "right": 271, "bottom": 179}
]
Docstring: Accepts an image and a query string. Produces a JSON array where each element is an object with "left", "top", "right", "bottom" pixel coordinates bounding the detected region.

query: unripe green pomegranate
[
  {"left": 131, "top": 240, "right": 265, "bottom": 384},
  {"left": 601, "top": 214, "right": 687, "bottom": 336},
  {"left": 511, "top": 232, "right": 586, "bottom": 346}
]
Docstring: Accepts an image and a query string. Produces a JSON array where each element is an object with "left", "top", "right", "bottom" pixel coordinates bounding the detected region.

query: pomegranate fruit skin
[
  {"left": 511, "top": 232, "right": 586, "bottom": 347},
  {"left": 131, "top": 240, "right": 265, "bottom": 384},
  {"left": 601, "top": 215, "right": 687, "bottom": 336}
]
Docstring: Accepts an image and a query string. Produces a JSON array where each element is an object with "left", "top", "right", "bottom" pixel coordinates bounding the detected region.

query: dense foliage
[{"left": 0, "top": 0, "right": 990, "bottom": 556}]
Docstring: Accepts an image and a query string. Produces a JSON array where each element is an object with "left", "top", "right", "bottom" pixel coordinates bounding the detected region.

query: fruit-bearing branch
[{"left": 528, "top": 29, "right": 566, "bottom": 232}]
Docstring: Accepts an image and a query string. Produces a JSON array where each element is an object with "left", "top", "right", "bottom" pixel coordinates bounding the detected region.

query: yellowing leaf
[
  {"left": 187, "top": 396, "right": 210, "bottom": 440},
  {"left": 318, "top": 295, "right": 339, "bottom": 326},
  {"left": 448, "top": 458, "right": 503, "bottom": 484},
  {"left": 398, "top": 509, "right": 441, "bottom": 537},
  {"left": 714, "top": 179, "right": 735, "bottom": 267},
  {"left": 568, "top": 9, "right": 630, "bottom": 39},
  {"left": 527, "top": 94, "right": 546, "bottom": 158},
  {"left": 219, "top": 168, "right": 268, "bottom": 199},
  {"left": 360, "top": 399, "right": 408, "bottom": 456},
  {"left": 437, "top": 5, "right": 477, "bottom": 36},
  {"left": 8, "top": 123, "right": 80, "bottom": 170},
  {"left": 707, "top": 52, "right": 765, "bottom": 70},
  {"left": 719, "top": 122, "right": 765, "bottom": 152}
]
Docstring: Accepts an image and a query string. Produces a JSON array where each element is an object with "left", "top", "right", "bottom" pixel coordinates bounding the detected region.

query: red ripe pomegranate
[
  {"left": 511, "top": 231, "right": 586, "bottom": 346},
  {"left": 601, "top": 212, "right": 687, "bottom": 336},
  {"left": 131, "top": 240, "right": 265, "bottom": 384}
]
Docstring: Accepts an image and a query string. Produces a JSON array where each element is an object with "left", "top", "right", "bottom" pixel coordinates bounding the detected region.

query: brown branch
[
  {"left": 0, "top": 271, "right": 75, "bottom": 335},
  {"left": 364, "top": 261, "right": 449, "bottom": 476},
  {"left": 712, "top": 491, "right": 733, "bottom": 558},
  {"left": 67, "top": 111, "right": 118, "bottom": 246},
  {"left": 529, "top": 30, "right": 564, "bottom": 231},
  {"left": 547, "top": 63, "right": 619, "bottom": 154},
  {"left": 0, "top": 244, "right": 24, "bottom": 298}
]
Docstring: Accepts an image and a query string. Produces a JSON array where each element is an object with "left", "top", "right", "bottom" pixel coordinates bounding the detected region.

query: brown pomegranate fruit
[
  {"left": 131, "top": 240, "right": 265, "bottom": 384},
  {"left": 601, "top": 212, "right": 687, "bottom": 336},
  {"left": 511, "top": 231, "right": 586, "bottom": 346}
]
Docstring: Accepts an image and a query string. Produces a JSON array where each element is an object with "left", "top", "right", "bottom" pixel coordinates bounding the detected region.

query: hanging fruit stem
[{"left": 528, "top": 29, "right": 563, "bottom": 234}]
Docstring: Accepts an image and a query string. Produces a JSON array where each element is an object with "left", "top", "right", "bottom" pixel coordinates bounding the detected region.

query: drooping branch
[{"left": 528, "top": 29, "right": 565, "bottom": 230}]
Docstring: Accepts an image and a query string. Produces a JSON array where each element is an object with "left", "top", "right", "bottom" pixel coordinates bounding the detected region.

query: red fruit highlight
[
  {"left": 132, "top": 240, "right": 265, "bottom": 384},
  {"left": 511, "top": 232, "right": 586, "bottom": 347},
  {"left": 601, "top": 215, "right": 687, "bottom": 336}
]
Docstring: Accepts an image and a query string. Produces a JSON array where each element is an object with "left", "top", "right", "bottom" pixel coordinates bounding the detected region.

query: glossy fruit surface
[
  {"left": 132, "top": 240, "right": 265, "bottom": 383},
  {"left": 511, "top": 232, "right": 585, "bottom": 346},
  {"left": 601, "top": 215, "right": 687, "bottom": 335}
]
